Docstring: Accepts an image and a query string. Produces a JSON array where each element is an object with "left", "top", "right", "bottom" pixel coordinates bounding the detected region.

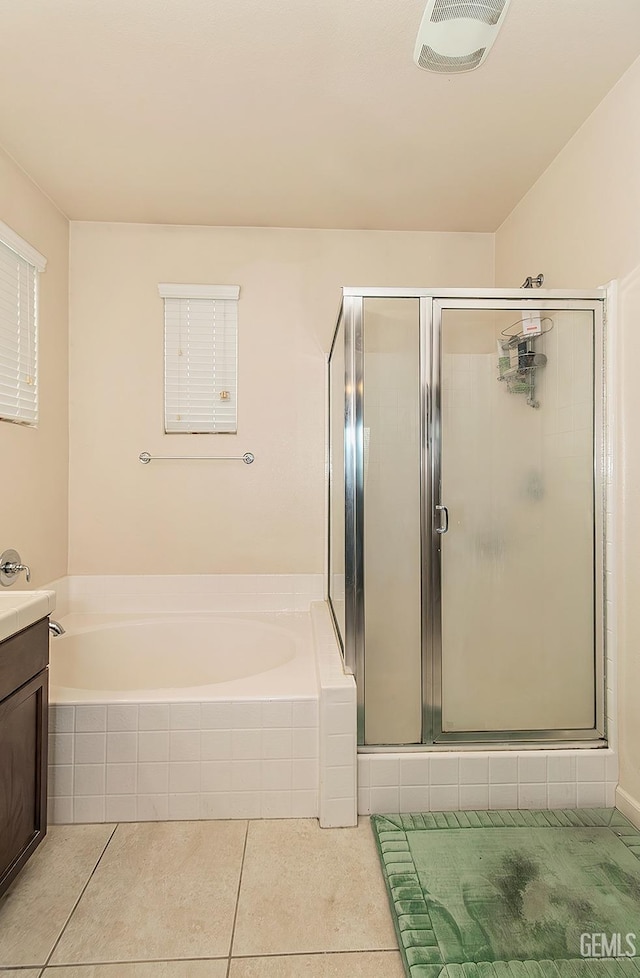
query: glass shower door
[{"left": 433, "top": 301, "right": 602, "bottom": 741}]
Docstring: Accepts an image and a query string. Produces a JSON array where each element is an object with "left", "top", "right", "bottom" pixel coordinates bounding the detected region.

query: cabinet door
[{"left": 0, "top": 669, "right": 48, "bottom": 896}]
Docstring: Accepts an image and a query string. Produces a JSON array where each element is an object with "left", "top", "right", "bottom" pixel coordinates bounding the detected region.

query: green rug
[{"left": 372, "top": 810, "right": 640, "bottom": 978}]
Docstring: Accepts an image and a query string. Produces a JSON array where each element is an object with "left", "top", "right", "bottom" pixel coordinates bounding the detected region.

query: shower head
[{"left": 414, "top": 0, "right": 512, "bottom": 74}]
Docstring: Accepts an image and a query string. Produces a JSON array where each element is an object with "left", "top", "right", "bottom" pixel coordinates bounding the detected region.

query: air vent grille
[
  {"left": 418, "top": 44, "right": 486, "bottom": 72},
  {"left": 430, "top": 0, "right": 506, "bottom": 25}
]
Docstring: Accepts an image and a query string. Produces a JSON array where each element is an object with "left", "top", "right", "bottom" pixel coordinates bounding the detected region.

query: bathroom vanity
[{"left": 0, "top": 591, "right": 55, "bottom": 897}]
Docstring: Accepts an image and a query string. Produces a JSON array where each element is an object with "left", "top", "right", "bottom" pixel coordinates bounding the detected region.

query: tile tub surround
[
  {"left": 48, "top": 696, "right": 320, "bottom": 823},
  {"left": 311, "top": 601, "right": 358, "bottom": 828},
  {"left": 45, "top": 581, "right": 356, "bottom": 826}
]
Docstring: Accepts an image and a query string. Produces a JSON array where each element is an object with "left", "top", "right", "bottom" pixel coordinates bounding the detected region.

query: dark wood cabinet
[{"left": 0, "top": 618, "right": 48, "bottom": 897}]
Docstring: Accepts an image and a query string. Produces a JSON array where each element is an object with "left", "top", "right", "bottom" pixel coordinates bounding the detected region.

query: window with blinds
[
  {"left": 0, "top": 223, "right": 46, "bottom": 426},
  {"left": 159, "top": 284, "right": 240, "bottom": 433}
]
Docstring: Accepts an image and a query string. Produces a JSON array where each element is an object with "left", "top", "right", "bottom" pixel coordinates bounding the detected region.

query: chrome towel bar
[{"left": 139, "top": 451, "right": 255, "bottom": 465}]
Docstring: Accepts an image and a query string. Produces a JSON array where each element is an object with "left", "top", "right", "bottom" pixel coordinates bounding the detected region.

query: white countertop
[{"left": 0, "top": 590, "right": 56, "bottom": 644}]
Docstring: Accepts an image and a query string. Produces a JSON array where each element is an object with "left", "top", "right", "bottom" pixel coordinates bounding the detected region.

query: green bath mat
[{"left": 372, "top": 810, "right": 640, "bottom": 978}]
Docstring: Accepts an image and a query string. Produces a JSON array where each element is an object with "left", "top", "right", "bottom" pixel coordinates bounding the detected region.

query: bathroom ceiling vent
[{"left": 414, "top": 0, "right": 512, "bottom": 73}]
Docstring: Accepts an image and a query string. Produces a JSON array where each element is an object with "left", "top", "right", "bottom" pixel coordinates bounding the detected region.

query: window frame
[
  {"left": 159, "top": 283, "right": 240, "bottom": 435},
  {"left": 0, "top": 222, "right": 46, "bottom": 428}
]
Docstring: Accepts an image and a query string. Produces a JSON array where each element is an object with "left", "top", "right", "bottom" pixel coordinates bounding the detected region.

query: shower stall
[{"left": 328, "top": 288, "right": 606, "bottom": 750}]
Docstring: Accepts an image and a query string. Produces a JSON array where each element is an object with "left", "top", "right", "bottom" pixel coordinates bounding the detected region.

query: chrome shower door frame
[
  {"left": 426, "top": 294, "right": 607, "bottom": 746},
  {"left": 342, "top": 295, "right": 366, "bottom": 741},
  {"left": 332, "top": 288, "right": 607, "bottom": 748}
]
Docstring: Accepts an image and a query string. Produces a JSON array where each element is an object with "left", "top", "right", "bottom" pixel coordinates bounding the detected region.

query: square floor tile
[
  {"left": 0, "top": 824, "right": 114, "bottom": 968},
  {"left": 232, "top": 818, "right": 398, "bottom": 956},
  {"left": 51, "top": 821, "right": 247, "bottom": 964}
]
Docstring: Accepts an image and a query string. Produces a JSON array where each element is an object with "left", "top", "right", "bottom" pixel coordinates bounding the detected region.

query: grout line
[
  {"left": 225, "top": 819, "right": 251, "bottom": 978},
  {"left": 228, "top": 948, "right": 401, "bottom": 960},
  {"left": 28, "top": 949, "right": 403, "bottom": 970},
  {"left": 41, "top": 822, "right": 119, "bottom": 970},
  {"left": 0, "top": 968, "right": 49, "bottom": 975},
  {"left": 34, "top": 957, "right": 228, "bottom": 970}
]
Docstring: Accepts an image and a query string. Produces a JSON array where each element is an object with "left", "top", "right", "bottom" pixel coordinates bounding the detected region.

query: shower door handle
[{"left": 435, "top": 504, "right": 449, "bottom": 534}]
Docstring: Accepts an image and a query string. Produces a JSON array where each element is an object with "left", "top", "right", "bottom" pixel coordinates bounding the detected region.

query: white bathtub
[
  {"left": 50, "top": 612, "right": 317, "bottom": 702},
  {"left": 47, "top": 609, "right": 323, "bottom": 824}
]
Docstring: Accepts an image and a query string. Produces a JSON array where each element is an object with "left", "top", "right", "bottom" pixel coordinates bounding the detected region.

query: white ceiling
[{"left": 1, "top": 0, "right": 640, "bottom": 231}]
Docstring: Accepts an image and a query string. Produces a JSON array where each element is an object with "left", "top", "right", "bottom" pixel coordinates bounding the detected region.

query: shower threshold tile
[
  {"left": 232, "top": 818, "right": 398, "bottom": 956},
  {"left": 50, "top": 821, "right": 247, "bottom": 964},
  {"left": 0, "top": 824, "right": 115, "bottom": 968}
]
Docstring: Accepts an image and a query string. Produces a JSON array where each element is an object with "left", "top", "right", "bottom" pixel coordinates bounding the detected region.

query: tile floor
[{"left": 0, "top": 819, "right": 405, "bottom": 977}]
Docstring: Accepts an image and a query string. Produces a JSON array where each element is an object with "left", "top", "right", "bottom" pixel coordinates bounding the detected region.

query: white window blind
[
  {"left": 0, "top": 223, "right": 46, "bottom": 426},
  {"left": 159, "top": 283, "right": 240, "bottom": 433}
]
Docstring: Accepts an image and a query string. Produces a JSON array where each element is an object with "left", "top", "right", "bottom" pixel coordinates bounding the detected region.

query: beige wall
[
  {"left": 496, "top": 57, "right": 640, "bottom": 289},
  {"left": 0, "top": 147, "right": 69, "bottom": 587},
  {"left": 68, "top": 224, "right": 493, "bottom": 575},
  {"left": 495, "top": 56, "right": 640, "bottom": 809}
]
